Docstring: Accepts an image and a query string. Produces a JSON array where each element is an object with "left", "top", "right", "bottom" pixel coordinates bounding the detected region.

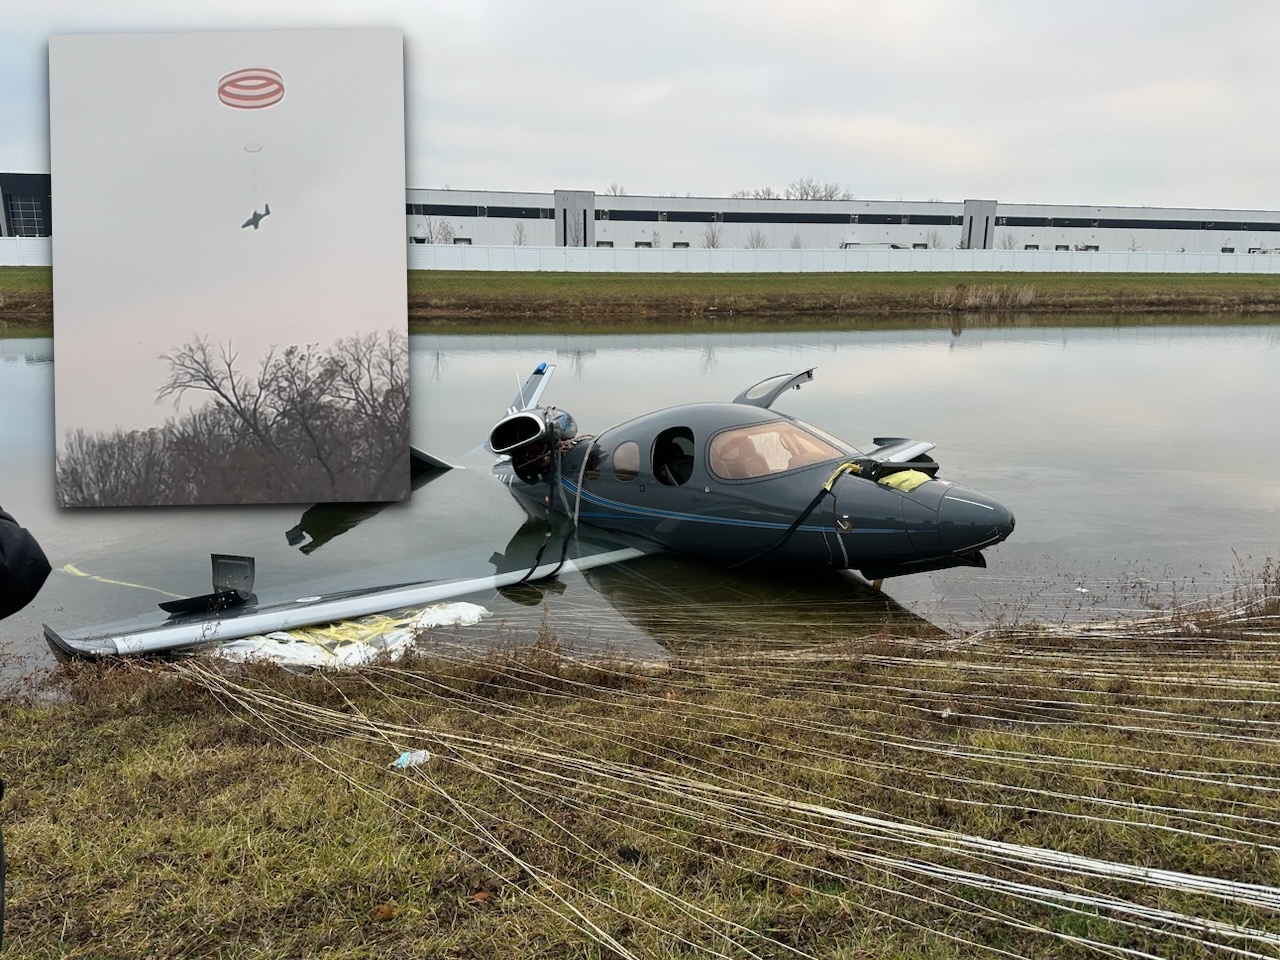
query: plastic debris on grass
[{"left": 389, "top": 749, "right": 432, "bottom": 769}]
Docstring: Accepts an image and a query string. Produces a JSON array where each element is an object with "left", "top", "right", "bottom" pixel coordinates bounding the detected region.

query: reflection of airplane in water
[
  {"left": 488, "top": 516, "right": 946, "bottom": 658},
  {"left": 241, "top": 203, "right": 271, "bottom": 229},
  {"left": 44, "top": 364, "right": 1011, "bottom": 658},
  {"left": 284, "top": 455, "right": 442, "bottom": 555}
]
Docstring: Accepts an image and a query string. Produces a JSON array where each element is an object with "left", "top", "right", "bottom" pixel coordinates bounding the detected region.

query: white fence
[
  {"left": 9, "top": 236, "right": 1280, "bottom": 274},
  {"left": 409, "top": 243, "right": 1280, "bottom": 274},
  {"left": 0, "top": 237, "right": 52, "bottom": 267}
]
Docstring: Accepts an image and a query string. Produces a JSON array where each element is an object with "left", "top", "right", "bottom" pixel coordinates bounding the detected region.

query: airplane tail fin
[
  {"left": 506, "top": 362, "right": 556, "bottom": 414},
  {"left": 264, "top": 203, "right": 270, "bottom": 215}
]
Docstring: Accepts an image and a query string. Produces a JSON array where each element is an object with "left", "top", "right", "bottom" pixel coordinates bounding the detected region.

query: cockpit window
[
  {"left": 709, "top": 421, "right": 844, "bottom": 480},
  {"left": 612, "top": 441, "right": 639, "bottom": 481},
  {"left": 653, "top": 426, "right": 694, "bottom": 486}
]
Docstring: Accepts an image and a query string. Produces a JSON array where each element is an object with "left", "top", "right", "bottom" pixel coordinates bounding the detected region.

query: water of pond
[{"left": 3, "top": 321, "right": 1278, "bottom": 670}]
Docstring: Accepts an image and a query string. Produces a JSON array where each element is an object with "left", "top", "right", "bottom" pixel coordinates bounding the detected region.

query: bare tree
[
  {"left": 745, "top": 228, "right": 769, "bottom": 249},
  {"left": 701, "top": 222, "right": 725, "bottom": 248},
  {"left": 731, "top": 186, "right": 783, "bottom": 199},
  {"left": 433, "top": 219, "right": 457, "bottom": 244},
  {"left": 1128, "top": 235, "right": 1143, "bottom": 252},
  {"left": 926, "top": 229, "right": 944, "bottom": 249},
  {"left": 606, "top": 183, "right": 628, "bottom": 196},
  {"left": 786, "top": 177, "right": 853, "bottom": 201},
  {"left": 997, "top": 232, "right": 1018, "bottom": 250},
  {"left": 651, "top": 229, "right": 662, "bottom": 248},
  {"left": 790, "top": 233, "right": 804, "bottom": 249},
  {"left": 512, "top": 221, "right": 528, "bottom": 245},
  {"left": 57, "top": 427, "right": 171, "bottom": 507},
  {"left": 325, "top": 331, "right": 409, "bottom": 496},
  {"left": 157, "top": 338, "right": 284, "bottom": 461},
  {"left": 567, "top": 218, "right": 584, "bottom": 247}
]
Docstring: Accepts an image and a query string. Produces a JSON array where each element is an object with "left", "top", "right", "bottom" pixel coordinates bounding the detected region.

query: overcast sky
[
  {"left": 49, "top": 28, "right": 405, "bottom": 447},
  {"left": 4, "top": 1, "right": 1280, "bottom": 210}
]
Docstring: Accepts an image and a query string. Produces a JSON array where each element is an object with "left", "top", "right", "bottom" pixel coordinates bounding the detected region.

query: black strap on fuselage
[
  {"left": 729, "top": 459, "right": 873, "bottom": 569},
  {"left": 516, "top": 441, "right": 577, "bottom": 585}
]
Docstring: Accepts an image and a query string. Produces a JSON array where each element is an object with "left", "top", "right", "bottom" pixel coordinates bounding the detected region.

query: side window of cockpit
[
  {"left": 653, "top": 427, "right": 695, "bottom": 486},
  {"left": 612, "top": 441, "right": 640, "bottom": 481}
]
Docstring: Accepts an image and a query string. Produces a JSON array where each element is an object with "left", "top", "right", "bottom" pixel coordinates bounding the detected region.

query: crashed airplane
[{"left": 44, "top": 364, "right": 1014, "bottom": 659}]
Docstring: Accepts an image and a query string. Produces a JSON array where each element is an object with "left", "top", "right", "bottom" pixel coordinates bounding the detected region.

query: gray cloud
[{"left": 5, "top": 0, "right": 1280, "bottom": 208}]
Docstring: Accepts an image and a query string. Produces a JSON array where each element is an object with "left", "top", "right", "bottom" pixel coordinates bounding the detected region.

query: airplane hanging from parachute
[
  {"left": 218, "top": 67, "right": 283, "bottom": 230},
  {"left": 44, "top": 364, "right": 1015, "bottom": 659}
]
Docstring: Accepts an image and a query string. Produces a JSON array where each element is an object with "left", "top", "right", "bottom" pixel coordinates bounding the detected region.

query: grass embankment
[
  {"left": 0, "top": 267, "right": 53, "bottom": 330},
  {"left": 4, "top": 564, "right": 1280, "bottom": 958},
  {"left": 407, "top": 270, "right": 1280, "bottom": 327},
  {"left": 8, "top": 267, "right": 1280, "bottom": 335}
]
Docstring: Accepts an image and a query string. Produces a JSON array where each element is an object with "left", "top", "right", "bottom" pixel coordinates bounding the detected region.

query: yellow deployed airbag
[{"left": 878, "top": 470, "right": 932, "bottom": 493}]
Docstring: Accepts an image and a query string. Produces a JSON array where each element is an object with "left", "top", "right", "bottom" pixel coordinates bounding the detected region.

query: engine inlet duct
[
  {"left": 488, "top": 408, "right": 578, "bottom": 484},
  {"left": 487, "top": 408, "right": 577, "bottom": 457}
]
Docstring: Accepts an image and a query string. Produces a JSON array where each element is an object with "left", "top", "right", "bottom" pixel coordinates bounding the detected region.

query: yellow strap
[
  {"left": 60, "top": 563, "right": 186, "bottom": 599},
  {"left": 822, "top": 461, "right": 863, "bottom": 492}
]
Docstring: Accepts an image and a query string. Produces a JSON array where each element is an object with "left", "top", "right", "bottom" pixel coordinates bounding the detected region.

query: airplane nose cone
[{"left": 937, "top": 486, "right": 1015, "bottom": 553}]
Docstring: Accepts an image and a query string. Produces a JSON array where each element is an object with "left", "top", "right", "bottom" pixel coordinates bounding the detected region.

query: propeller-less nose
[{"left": 936, "top": 486, "right": 1016, "bottom": 553}]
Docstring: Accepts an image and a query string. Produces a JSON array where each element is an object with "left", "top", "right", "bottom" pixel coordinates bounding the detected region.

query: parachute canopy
[{"left": 217, "top": 68, "right": 285, "bottom": 109}]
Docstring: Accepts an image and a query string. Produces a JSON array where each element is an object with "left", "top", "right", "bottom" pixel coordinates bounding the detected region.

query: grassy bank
[
  {"left": 4, "top": 564, "right": 1280, "bottom": 958},
  {"left": 407, "top": 270, "right": 1280, "bottom": 325},
  {"left": 0, "top": 267, "right": 53, "bottom": 330},
  {"left": 7, "top": 267, "right": 1280, "bottom": 333}
]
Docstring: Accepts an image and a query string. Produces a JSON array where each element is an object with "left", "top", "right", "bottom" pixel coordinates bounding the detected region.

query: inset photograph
[{"left": 49, "top": 29, "right": 408, "bottom": 506}]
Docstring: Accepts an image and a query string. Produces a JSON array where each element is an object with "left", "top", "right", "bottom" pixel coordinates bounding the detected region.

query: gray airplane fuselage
[{"left": 492, "top": 400, "right": 1015, "bottom": 581}]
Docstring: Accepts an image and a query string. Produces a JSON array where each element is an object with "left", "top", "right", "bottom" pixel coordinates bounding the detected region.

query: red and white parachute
[{"left": 217, "top": 68, "right": 285, "bottom": 110}]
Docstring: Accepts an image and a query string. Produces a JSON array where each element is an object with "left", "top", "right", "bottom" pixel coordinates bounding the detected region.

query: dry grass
[
  {"left": 4, "top": 567, "right": 1280, "bottom": 958},
  {"left": 406, "top": 270, "right": 1280, "bottom": 324},
  {"left": 9, "top": 267, "right": 1280, "bottom": 331}
]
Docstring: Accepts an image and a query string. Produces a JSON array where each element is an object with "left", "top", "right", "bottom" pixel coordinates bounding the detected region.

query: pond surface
[{"left": 3, "top": 321, "right": 1279, "bottom": 670}]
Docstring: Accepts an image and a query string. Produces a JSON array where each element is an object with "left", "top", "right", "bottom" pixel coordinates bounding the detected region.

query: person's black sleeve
[{"left": 0, "top": 505, "right": 51, "bottom": 620}]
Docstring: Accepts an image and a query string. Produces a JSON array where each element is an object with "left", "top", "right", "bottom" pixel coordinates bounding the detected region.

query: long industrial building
[
  {"left": 406, "top": 189, "right": 1280, "bottom": 254},
  {"left": 5, "top": 172, "right": 1279, "bottom": 254}
]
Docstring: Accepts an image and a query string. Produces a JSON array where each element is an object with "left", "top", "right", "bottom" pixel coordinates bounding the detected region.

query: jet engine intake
[
  {"left": 488, "top": 408, "right": 578, "bottom": 457},
  {"left": 488, "top": 408, "right": 578, "bottom": 483}
]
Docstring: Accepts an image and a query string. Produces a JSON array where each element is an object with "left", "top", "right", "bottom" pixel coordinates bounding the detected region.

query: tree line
[{"left": 57, "top": 331, "right": 410, "bottom": 507}]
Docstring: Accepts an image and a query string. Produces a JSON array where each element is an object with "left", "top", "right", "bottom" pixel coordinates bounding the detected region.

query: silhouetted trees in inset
[{"left": 56, "top": 331, "right": 409, "bottom": 507}]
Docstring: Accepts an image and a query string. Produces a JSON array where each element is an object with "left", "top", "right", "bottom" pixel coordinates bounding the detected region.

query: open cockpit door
[{"left": 733, "top": 368, "right": 815, "bottom": 409}]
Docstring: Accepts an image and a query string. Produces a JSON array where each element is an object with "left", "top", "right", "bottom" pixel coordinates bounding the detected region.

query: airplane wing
[
  {"left": 44, "top": 541, "right": 652, "bottom": 659},
  {"left": 409, "top": 444, "right": 460, "bottom": 471}
]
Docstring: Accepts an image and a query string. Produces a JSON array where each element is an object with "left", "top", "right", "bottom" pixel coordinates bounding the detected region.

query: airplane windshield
[{"left": 709, "top": 420, "right": 849, "bottom": 480}]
